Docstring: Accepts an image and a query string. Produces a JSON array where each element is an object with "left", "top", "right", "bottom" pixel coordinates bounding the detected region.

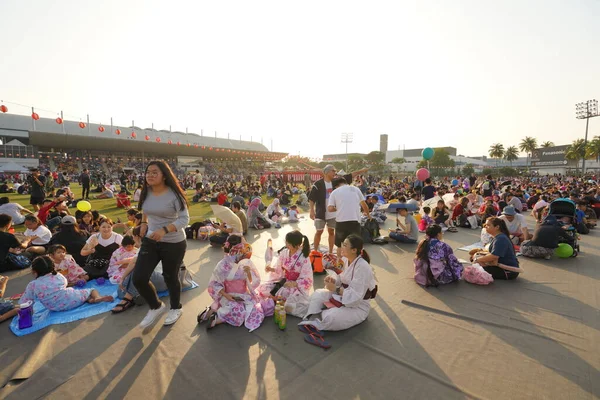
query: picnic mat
[{"left": 10, "top": 279, "right": 199, "bottom": 336}]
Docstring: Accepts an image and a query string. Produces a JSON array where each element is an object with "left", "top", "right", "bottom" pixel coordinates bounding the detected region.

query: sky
[{"left": 1, "top": 0, "right": 600, "bottom": 159}]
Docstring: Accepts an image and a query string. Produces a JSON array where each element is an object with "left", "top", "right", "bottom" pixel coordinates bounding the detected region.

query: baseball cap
[
  {"left": 502, "top": 205, "right": 516, "bottom": 216},
  {"left": 323, "top": 164, "right": 336, "bottom": 174},
  {"left": 61, "top": 215, "right": 77, "bottom": 225}
]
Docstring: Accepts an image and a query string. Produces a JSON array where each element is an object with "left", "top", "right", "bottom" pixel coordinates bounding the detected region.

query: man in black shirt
[
  {"left": 80, "top": 168, "right": 91, "bottom": 200},
  {"left": 28, "top": 168, "right": 46, "bottom": 211},
  {"left": 421, "top": 178, "right": 436, "bottom": 200}
]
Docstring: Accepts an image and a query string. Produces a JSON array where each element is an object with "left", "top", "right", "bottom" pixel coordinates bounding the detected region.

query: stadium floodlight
[
  {"left": 341, "top": 133, "right": 353, "bottom": 170},
  {"left": 575, "top": 99, "right": 599, "bottom": 174}
]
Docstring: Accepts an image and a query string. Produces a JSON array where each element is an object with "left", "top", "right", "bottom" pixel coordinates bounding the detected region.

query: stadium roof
[{"left": 0, "top": 114, "right": 286, "bottom": 160}]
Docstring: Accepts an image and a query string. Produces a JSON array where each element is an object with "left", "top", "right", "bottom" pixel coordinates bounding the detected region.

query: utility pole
[
  {"left": 575, "top": 99, "right": 599, "bottom": 175},
  {"left": 341, "top": 133, "right": 353, "bottom": 171}
]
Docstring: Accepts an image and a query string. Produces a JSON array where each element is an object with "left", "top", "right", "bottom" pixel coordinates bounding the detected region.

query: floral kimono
[
  {"left": 20, "top": 273, "right": 91, "bottom": 312},
  {"left": 413, "top": 239, "right": 463, "bottom": 286},
  {"left": 207, "top": 243, "right": 267, "bottom": 332},
  {"left": 54, "top": 255, "right": 87, "bottom": 285},
  {"left": 107, "top": 246, "right": 139, "bottom": 284},
  {"left": 258, "top": 249, "right": 313, "bottom": 317}
]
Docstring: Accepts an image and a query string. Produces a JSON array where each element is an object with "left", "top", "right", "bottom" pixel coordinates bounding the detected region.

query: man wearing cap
[
  {"left": 499, "top": 205, "right": 531, "bottom": 244},
  {"left": 309, "top": 165, "right": 367, "bottom": 253}
]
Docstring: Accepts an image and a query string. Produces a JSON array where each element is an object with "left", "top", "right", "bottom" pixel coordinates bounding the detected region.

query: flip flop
[
  {"left": 197, "top": 306, "right": 211, "bottom": 324},
  {"left": 298, "top": 324, "right": 324, "bottom": 336},
  {"left": 304, "top": 333, "right": 331, "bottom": 349}
]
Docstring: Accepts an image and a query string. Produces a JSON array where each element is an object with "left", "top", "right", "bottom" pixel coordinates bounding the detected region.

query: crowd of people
[{"left": 0, "top": 159, "right": 598, "bottom": 349}]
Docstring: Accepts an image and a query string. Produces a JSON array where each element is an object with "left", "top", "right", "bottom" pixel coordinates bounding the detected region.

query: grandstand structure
[{"left": 0, "top": 113, "right": 287, "bottom": 173}]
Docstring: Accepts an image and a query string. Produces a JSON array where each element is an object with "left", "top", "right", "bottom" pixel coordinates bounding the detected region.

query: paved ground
[{"left": 0, "top": 215, "right": 599, "bottom": 400}]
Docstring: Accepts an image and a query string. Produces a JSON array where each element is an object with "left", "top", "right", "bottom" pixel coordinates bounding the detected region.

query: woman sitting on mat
[
  {"left": 299, "top": 234, "right": 377, "bottom": 334},
  {"left": 80, "top": 218, "right": 123, "bottom": 280},
  {"left": 414, "top": 224, "right": 463, "bottom": 287},
  {"left": 198, "top": 236, "right": 267, "bottom": 332},
  {"left": 471, "top": 217, "right": 521, "bottom": 280},
  {"left": 258, "top": 230, "right": 313, "bottom": 317},
  {"left": 20, "top": 256, "right": 113, "bottom": 312}
]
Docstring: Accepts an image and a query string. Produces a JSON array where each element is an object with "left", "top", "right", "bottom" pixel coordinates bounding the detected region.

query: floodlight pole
[
  {"left": 341, "top": 133, "right": 353, "bottom": 171},
  {"left": 575, "top": 99, "right": 599, "bottom": 175}
]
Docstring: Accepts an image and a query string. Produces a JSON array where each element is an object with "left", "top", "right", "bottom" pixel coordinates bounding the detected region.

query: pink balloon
[{"left": 416, "top": 168, "right": 430, "bottom": 181}]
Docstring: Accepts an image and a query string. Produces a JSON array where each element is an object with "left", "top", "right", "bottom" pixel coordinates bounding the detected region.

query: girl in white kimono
[
  {"left": 258, "top": 230, "right": 313, "bottom": 317},
  {"left": 199, "top": 236, "right": 267, "bottom": 332},
  {"left": 299, "top": 234, "right": 377, "bottom": 332}
]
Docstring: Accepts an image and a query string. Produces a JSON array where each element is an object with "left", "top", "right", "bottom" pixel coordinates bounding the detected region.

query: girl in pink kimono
[
  {"left": 107, "top": 236, "right": 138, "bottom": 284},
  {"left": 198, "top": 236, "right": 268, "bottom": 332},
  {"left": 258, "top": 230, "right": 313, "bottom": 317},
  {"left": 47, "top": 244, "right": 89, "bottom": 286},
  {"left": 20, "top": 256, "right": 113, "bottom": 312}
]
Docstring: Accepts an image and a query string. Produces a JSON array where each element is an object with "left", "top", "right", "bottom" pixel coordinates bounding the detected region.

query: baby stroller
[{"left": 543, "top": 198, "right": 580, "bottom": 257}]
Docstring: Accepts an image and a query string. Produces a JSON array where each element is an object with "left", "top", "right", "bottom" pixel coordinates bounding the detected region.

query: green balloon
[{"left": 554, "top": 243, "right": 573, "bottom": 258}]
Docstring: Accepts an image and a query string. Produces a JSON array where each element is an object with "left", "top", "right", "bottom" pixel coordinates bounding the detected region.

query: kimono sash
[
  {"left": 285, "top": 270, "right": 300, "bottom": 281},
  {"left": 224, "top": 279, "right": 248, "bottom": 294}
]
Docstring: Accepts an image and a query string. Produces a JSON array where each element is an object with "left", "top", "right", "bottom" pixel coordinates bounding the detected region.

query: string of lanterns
[{"left": 0, "top": 102, "right": 287, "bottom": 161}]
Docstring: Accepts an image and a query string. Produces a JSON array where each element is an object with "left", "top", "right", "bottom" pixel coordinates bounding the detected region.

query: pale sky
[{"left": 1, "top": 0, "right": 599, "bottom": 159}]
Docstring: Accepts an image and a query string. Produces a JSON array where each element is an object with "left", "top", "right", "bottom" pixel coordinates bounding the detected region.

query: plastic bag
[{"left": 462, "top": 264, "right": 493, "bottom": 285}]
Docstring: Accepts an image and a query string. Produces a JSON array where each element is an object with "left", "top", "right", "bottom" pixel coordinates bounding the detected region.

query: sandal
[
  {"left": 206, "top": 313, "right": 219, "bottom": 331},
  {"left": 303, "top": 333, "right": 331, "bottom": 349},
  {"left": 197, "top": 306, "right": 212, "bottom": 324},
  {"left": 298, "top": 324, "right": 324, "bottom": 336},
  {"left": 111, "top": 298, "right": 135, "bottom": 314}
]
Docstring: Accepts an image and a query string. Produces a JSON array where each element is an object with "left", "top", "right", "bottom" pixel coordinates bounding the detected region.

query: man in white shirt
[
  {"left": 328, "top": 177, "right": 370, "bottom": 258},
  {"left": 499, "top": 205, "right": 531, "bottom": 244},
  {"left": 0, "top": 197, "right": 33, "bottom": 225}
]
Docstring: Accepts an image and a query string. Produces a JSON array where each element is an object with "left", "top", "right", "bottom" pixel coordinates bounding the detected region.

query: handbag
[{"left": 7, "top": 253, "right": 32, "bottom": 269}]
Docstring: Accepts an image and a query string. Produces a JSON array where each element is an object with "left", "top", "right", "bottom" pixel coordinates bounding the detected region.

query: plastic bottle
[
  {"left": 278, "top": 307, "right": 286, "bottom": 330},
  {"left": 274, "top": 303, "right": 281, "bottom": 325}
]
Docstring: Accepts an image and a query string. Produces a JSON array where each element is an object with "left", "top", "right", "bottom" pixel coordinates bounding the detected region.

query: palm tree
[
  {"left": 565, "top": 138, "right": 586, "bottom": 174},
  {"left": 488, "top": 143, "right": 505, "bottom": 167},
  {"left": 586, "top": 136, "right": 600, "bottom": 162},
  {"left": 504, "top": 146, "right": 519, "bottom": 167},
  {"left": 541, "top": 141, "right": 554, "bottom": 148},
  {"left": 519, "top": 136, "right": 538, "bottom": 170}
]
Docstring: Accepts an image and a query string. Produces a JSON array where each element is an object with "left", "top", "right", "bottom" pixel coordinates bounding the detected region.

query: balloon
[
  {"left": 416, "top": 168, "right": 430, "bottom": 181},
  {"left": 422, "top": 147, "right": 435, "bottom": 160},
  {"left": 77, "top": 200, "right": 92, "bottom": 212},
  {"left": 554, "top": 243, "right": 573, "bottom": 258},
  {"left": 451, "top": 179, "right": 459, "bottom": 186}
]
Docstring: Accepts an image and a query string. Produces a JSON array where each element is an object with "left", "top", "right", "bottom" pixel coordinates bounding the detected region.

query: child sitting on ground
[
  {"left": 107, "top": 235, "right": 138, "bottom": 284},
  {"left": 20, "top": 256, "right": 113, "bottom": 312},
  {"left": 0, "top": 276, "right": 18, "bottom": 323},
  {"left": 288, "top": 205, "right": 300, "bottom": 222},
  {"left": 47, "top": 244, "right": 89, "bottom": 286},
  {"left": 419, "top": 206, "right": 433, "bottom": 233}
]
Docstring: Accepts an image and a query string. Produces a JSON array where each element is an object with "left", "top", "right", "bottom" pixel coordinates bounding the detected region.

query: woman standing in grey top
[{"left": 133, "top": 160, "right": 190, "bottom": 328}]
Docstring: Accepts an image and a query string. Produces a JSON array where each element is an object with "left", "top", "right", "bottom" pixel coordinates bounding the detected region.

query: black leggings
[
  {"left": 483, "top": 266, "right": 519, "bottom": 280},
  {"left": 132, "top": 238, "right": 187, "bottom": 310}
]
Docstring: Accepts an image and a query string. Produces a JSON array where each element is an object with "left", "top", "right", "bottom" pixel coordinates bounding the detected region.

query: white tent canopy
[{"left": 0, "top": 161, "right": 28, "bottom": 173}]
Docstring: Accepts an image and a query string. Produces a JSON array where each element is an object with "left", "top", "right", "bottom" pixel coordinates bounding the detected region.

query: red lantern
[
  {"left": 79, "top": 122, "right": 86, "bottom": 129},
  {"left": 115, "top": 129, "right": 121, "bottom": 135},
  {"left": 98, "top": 126, "right": 105, "bottom": 132},
  {"left": 0, "top": 105, "right": 7, "bottom": 113},
  {"left": 55, "top": 117, "right": 63, "bottom": 124},
  {"left": 209, "top": 147, "right": 213, "bottom": 150},
  {"left": 131, "top": 132, "right": 136, "bottom": 138},
  {"left": 168, "top": 140, "right": 172, "bottom": 145},
  {"left": 202, "top": 146, "right": 205, "bottom": 149},
  {"left": 216, "top": 149, "right": 219, "bottom": 152},
  {"left": 156, "top": 137, "right": 161, "bottom": 143},
  {"left": 32, "top": 113, "right": 40, "bottom": 120},
  {"left": 176, "top": 141, "right": 180, "bottom": 146},
  {"left": 145, "top": 135, "right": 150, "bottom": 141},
  {"left": 194, "top": 144, "right": 198, "bottom": 148}
]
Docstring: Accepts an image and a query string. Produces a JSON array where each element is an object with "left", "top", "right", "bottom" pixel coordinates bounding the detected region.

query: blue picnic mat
[{"left": 10, "top": 279, "right": 199, "bottom": 336}]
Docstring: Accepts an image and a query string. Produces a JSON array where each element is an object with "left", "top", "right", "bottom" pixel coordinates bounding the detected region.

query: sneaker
[
  {"left": 139, "top": 302, "right": 167, "bottom": 328},
  {"left": 164, "top": 309, "right": 183, "bottom": 326},
  {"left": 544, "top": 255, "right": 552, "bottom": 260}
]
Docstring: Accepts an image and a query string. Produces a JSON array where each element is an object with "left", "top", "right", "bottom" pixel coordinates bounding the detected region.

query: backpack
[
  {"left": 309, "top": 250, "right": 325, "bottom": 274},
  {"left": 362, "top": 219, "right": 380, "bottom": 243}
]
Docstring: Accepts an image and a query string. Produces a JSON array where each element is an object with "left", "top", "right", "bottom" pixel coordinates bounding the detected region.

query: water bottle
[
  {"left": 18, "top": 301, "right": 34, "bottom": 330},
  {"left": 278, "top": 307, "right": 286, "bottom": 330}
]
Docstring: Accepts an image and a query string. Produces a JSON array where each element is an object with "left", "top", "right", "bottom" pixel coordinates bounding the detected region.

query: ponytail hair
[
  {"left": 346, "top": 234, "right": 370, "bottom": 263},
  {"left": 31, "top": 255, "right": 57, "bottom": 278},
  {"left": 285, "top": 230, "right": 310, "bottom": 257}
]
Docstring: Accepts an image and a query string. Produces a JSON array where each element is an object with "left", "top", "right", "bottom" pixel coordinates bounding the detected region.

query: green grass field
[{"left": 5, "top": 184, "right": 298, "bottom": 233}]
